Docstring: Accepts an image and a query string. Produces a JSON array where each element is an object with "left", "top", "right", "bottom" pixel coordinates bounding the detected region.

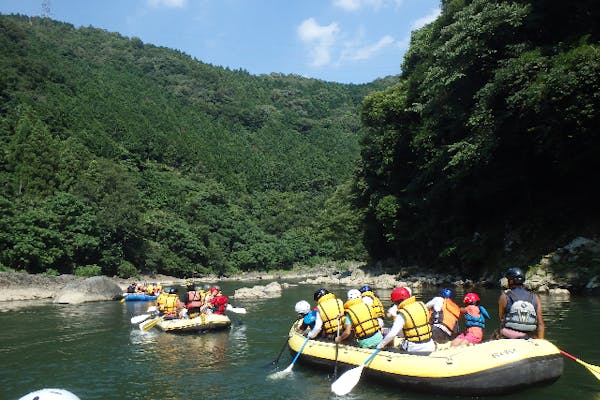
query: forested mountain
[
  {"left": 354, "top": 0, "right": 600, "bottom": 276},
  {"left": 0, "top": 14, "right": 387, "bottom": 277}
]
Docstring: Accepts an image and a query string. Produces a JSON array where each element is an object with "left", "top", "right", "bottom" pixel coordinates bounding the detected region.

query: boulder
[
  {"left": 54, "top": 276, "right": 123, "bottom": 304},
  {"left": 232, "top": 281, "right": 282, "bottom": 299}
]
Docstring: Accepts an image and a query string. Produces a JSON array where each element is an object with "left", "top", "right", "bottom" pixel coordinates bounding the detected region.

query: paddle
[
  {"left": 139, "top": 316, "right": 161, "bottom": 331},
  {"left": 130, "top": 306, "right": 158, "bottom": 325},
  {"left": 331, "top": 348, "right": 381, "bottom": 396},
  {"left": 267, "top": 335, "right": 310, "bottom": 379},
  {"left": 333, "top": 317, "right": 341, "bottom": 380},
  {"left": 226, "top": 304, "right": 247, "bottom": 314},
  {"left": 272, "top": 335, "right": 291, "bottom": 365},
  {"left": 560, "top": 349, "right": 600, "bottom": 380}
]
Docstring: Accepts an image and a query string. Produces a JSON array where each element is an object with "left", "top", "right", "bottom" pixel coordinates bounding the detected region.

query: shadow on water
[{"left": 1, "top": 282, "right": 599, "bottom": 399}]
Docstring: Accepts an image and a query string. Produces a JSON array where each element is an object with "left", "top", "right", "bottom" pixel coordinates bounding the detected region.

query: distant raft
[
  {"left": 287, "top": 326, "right": 563, "bottom": 396},
  {"left": 156, "top": 313, "right": 231, "bottom": 334},
  {"left": 123, "top": 293, "right": 158, "bottom": 302}
]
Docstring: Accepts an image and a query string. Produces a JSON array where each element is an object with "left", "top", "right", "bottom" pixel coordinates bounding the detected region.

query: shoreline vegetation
[{"left": 3, "top": 238, "right": 598, "bottom": 304}]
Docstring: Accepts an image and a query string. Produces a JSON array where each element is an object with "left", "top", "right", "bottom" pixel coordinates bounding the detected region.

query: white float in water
[{"left": 18, "top": 388, "right": 81, "bottom": 400}]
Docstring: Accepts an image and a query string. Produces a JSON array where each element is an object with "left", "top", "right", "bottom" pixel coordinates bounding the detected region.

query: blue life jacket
[
  {"left": 465, "top": 306, "right": 490, "bottom": 328},
  {"left": 303, "top": 310, "right": 318, "bottom": 328}
]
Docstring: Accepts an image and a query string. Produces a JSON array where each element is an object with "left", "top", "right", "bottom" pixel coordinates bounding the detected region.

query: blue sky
[{"left": 0, "top": 0, "right": 441, "bottom": 84}]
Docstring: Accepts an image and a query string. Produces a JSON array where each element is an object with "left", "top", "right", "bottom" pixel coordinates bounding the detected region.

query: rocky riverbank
[{"left": 1, "top": 236, "right": 598, "bottom": 303}]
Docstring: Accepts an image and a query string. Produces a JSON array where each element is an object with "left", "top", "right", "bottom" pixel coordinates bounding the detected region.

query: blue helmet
[
  {"left": 439, "top": 288, "right": 453, "bottom": 298},
  {"left": 359, "top": 285, "right": 372, "bottom": 293}
]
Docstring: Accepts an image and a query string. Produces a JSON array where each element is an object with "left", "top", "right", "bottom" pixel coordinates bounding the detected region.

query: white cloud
[
  {"left": 343, "top": 35, "right": 395, "bottom": 61},
  {"left": 411, "top": 7, "right": 441, "bottom": 30},
  {"left": 297, "top": 18, "right": 340, "bottom": 67},
  {"left": 147, "top": 0, "right": 188, "bottom": 9},
  {"left": 333, "top": 0, "right": 403, "bottom": 11}
]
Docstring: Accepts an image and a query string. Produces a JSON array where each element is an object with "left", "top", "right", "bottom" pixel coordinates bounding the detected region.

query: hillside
[{"left": 0, "top": 14, "right": 385, "bottom": 277}]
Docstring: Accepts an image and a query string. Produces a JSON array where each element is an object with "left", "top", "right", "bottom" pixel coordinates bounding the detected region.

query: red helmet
[
  {"left": 209, "top": 286, "right": 219, "bottom": 294},
  {"left": 390, "top": 287, "right": 411, "bottom": 303},
  {"left": 463, "top": 292, "right": 480, "bottom": 304}
]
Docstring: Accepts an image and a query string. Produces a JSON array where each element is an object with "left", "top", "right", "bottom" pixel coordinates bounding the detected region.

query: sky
[{"left": 0, "top": 0, "right": 442, "bottom": 84}]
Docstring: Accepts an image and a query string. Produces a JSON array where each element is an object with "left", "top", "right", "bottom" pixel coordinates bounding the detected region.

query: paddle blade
[
  {"left": 266, "top": 364, "right": 294, "bottom": 380},
  {"left": 576, "top": 358, "right": 600, "bottom": 380},
  {"left": 331, "top": 365, "right": 365, "bottom": 396},
  {"left": 130, "top": 314, "right": 150, "bottom": 324},
  {"left": 139, "top": 316, "right": 160, "bottom": 331},
  {"left": 226, "top": 304, "right": 247, "bottom": 314}
]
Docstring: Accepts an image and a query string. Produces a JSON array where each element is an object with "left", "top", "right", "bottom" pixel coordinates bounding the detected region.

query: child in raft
[{"left": 451, "top": 292, "right": 490, "bottom": 346}]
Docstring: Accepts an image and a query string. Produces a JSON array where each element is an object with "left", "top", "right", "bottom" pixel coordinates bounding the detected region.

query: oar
[
  {"left": 333, "top": 317, "right": 341, "bottom": 379},
  {"left": 226, "top": 304, "right": 247, "bottom": 314},
  {"left": 331, "top": 348, "right": 381, "bottom": 396},
  {"left": 560, "top": 349, "right": 600, "bottom": 380},
  {"left": 139, "top": 316, "right": 161, "bottom": 331},
  {"left": 130, "top": 314, "right": 150, "bottom": 324},
  {"left": 130, "top": 306, "right": 158, "bottom": 324},
  {"left": 267, "top": 335, "right": 310, "bottom": 379},
  {"left": 272, "top": 335, "right": 291, "bottom": 365}
]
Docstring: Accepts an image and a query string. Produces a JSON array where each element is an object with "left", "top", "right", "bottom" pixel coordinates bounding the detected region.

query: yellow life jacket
[
  {"left": 145, "top": 284, "right": 154, "bottom": 295},
  {"left": 440, "top": 298, "right": 460, "bottom": 331},
  {"left": 316, "top": 293, "right": 344, "bottom": 335},
  {"left": 158, "top": 293, "right": 179, "bottom": 314},
  {"left": 343, "top": 298, "right": 380, "bottom": 339},
  {"left": 361, "top": 291, "right": 385, "bottom": 318},
  {"left": 398, "top": 296, "right": 433, "bottom": 343}
]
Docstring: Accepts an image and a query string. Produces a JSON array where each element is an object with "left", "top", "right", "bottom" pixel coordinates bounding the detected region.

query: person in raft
[
  {"left": 359, "top": 285, "right": 385, "bottom": 331},
  {"left": 497, "top": 267, "right": 545, "bottom": 339},
  {"left": 335, "top": 289, "right": 383, "bottom": 348},
  {"left": 425, "top": 288, "right": 461, "bottom": 344},
  {"left": 377, "top": 287, "right": 435, "bottom": 353},
  {"left": 451, "top": 292, "right": 490, "bottom": 346},
  {"left": 156, "top": 287, "right": 187, "bottom": 319},
  {"left": 312, "top": 288, "right": 345, "bottom": 340},
  {"left": 294, "top": 300, "right": 319, "bottom": 335}
]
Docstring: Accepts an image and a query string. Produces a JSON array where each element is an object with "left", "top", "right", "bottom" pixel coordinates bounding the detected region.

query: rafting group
[{"left": 294, "top": 267, "right": 543, "bottom": 352}]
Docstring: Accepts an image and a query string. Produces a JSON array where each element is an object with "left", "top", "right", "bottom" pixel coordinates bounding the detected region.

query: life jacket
[
  {"left": 429, "top": 298, "right": 460, "bottom": 332},
  {"left": 504, "top": 287, "right": 538, "bottom": 332},
  {"left": 303, "top": 310, "right": 318, "bottom": 328},
  {"left": 465, "top": 305, "right": 490, "bottom": 328},
  {"left": 159, "top": 293, "right": 180, "bottom": 314},
  {"left": 397, "top": 296, "right": 433, "bottom": 343},
  {"left": 211, "top": 295, "right": 228, "bottom": 315},
  {"left": 316, "top": 293, "right": 344, "bottom": 335},
  {"left": 145, "top": 284, "right": 154, "bottom": 295},
  {"left": 361, "top": 291, "right": 385, "bottom": 318},
  {"left": 343, "top": 298, "right": 380, "bottom": 339}
]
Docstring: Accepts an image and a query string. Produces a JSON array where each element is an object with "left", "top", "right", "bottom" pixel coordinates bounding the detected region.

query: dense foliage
[
  {"left": 354, "top": 0, "right": 600, "bottom": 274},
  {"left": 0, "top": 14, "right": 381, "bottom": 277}
]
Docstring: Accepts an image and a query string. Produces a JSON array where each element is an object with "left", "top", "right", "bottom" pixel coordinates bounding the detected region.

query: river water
[{"left": 1, "top": 281, "right": 598, "bottom": 400}]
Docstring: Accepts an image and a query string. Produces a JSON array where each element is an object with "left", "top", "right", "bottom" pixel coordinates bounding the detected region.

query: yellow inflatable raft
[
  {"left": 156, "top": 313, "right": 231, "bottom": 334},
  {"left": 287, "top": 327, "right": 563, "bottom": 396}
]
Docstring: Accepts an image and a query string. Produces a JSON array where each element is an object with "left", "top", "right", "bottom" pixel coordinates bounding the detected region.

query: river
[{"left": 1, "top": 282, "right": 598, "bottom": 400}]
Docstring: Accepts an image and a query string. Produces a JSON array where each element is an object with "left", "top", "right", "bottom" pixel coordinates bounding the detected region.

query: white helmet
[
  {"left": 18, "top": 389, "right": 81, "bottom": 400},
  {"left": 347, "top": 289, "right": 361, "bottom": 300},
  {"left": 295, "top": 300, "right": 311, "bottom": 314}
]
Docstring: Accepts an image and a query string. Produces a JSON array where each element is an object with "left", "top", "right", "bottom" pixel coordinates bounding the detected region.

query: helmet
[
  {"left": 505, "top": 267, "right": 525, "bottom": 284},
  {"left": 314, "top": 288, "right": 329, "bottom": 301},
  {"left": 359, "top": 285, "right": 372, "bottom": 293},
  {"left": 463, "top": 292, "right": 480, "bottom": 304},
  {"left": 209, "top": 286, "right": 220, "bottom": 294},
  {"left": 439, "top": 288, "right": 453, "bottom": 298},
  {"left": 295, "top": 300, "right": 311, "bottom": 315},
  {"left": 18, "top": 389, "right": 81, "bottom": 400},
  {"left": 168, "top": 288, "right": 178, "bottom": 294},
  {"left": 390, "top": 287, "right": 411, "bottom": 303},
  {"left": 347, "top": 289, "right": 361, "bottom": 300}
]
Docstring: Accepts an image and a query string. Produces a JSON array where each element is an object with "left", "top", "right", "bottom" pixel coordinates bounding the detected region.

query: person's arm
[
  {"left": 498, "top": 292, "right": 507, "bottom": 322},
  {"left": 377, "top": 314, "right": 404, "bottom": 349},
  {"left": 335, "top": 321, "right": 352, "bottom": 343},
  {"left": 535, "top": 294, "right": 545, "bottom": 339},
  {"left": 307, "top": 313, "right": 323, "bottom": 339}
]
